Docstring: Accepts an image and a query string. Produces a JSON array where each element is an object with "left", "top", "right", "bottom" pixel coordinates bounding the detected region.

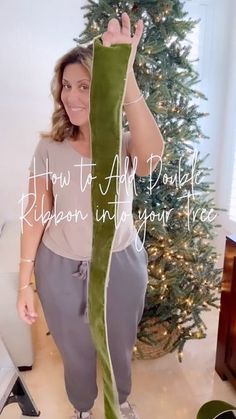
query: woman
[{"left": 17, "top": 12, "right": 164, "bottom": 419}]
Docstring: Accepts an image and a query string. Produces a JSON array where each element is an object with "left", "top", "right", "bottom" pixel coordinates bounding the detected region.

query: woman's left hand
[{"left": 101, "top": 12, "right": 144, "bottom": 72}]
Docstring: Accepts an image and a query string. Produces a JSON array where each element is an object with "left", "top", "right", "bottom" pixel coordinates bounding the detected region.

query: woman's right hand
[{"left": 17, "top": 286, "right": 38, "bottom": 325}]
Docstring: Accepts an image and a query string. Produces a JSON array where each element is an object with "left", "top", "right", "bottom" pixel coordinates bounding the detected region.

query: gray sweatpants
[{"left": 34, "top": 236, "right": 148, "bottom": 412}]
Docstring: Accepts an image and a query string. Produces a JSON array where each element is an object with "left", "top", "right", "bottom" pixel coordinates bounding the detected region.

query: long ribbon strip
[{"left": 88, "top": 35, "right": 131, "bottom": 419}]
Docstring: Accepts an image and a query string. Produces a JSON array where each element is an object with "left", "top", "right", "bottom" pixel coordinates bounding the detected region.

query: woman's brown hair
[{"left": 40, "top": 44, "right": 93, "bottom": 142}]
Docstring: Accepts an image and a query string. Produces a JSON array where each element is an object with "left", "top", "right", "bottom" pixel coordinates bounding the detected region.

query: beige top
[{"left": 28, "top": 132, "right": 137, "bottom": 260}]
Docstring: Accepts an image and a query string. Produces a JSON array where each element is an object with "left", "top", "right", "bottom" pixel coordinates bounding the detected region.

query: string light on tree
[{"left": 77, "top": 0, "right": 223, "bottom": 361}]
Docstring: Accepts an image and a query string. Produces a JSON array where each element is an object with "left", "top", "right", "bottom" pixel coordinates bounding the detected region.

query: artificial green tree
[{"left": 75, "top": 0, "right": 222, "bottom": 361}]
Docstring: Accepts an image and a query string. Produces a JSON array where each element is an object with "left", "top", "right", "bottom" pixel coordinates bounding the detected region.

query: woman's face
[{"left": 61, "top": 63, "right": 91, "bottom": 126}]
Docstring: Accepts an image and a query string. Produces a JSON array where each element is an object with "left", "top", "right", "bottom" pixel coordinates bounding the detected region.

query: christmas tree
[{"left": 75, "top": 0, "right": 222, "bottom": 361}]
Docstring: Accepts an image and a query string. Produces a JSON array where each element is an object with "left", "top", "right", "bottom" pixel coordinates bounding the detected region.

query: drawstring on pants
[{"left": 72, "top": 261, "right": 90, "bottom": 323}]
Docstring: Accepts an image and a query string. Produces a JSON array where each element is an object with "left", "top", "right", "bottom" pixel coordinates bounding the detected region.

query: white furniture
[
  {"left": 0, "top": 336, "right": 39, "bottom": 416},
  {"left": 0, "top": 221, "right": 34, "bottom": 369}
]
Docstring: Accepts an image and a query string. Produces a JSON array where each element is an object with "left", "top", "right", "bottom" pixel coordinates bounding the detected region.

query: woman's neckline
[{"left": 65, "top": 137, "right": 91, "bottom": 160}]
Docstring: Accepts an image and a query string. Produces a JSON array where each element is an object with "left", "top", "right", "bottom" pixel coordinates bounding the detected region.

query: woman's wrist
[
  {"left": 19, "top": 260, "right": 35, "bottom": 275},
  {"left": 20, "top": 257, "right": 35, "bottom": 264},
  {"left": 124, "top": 69, "right": 142, "bottom": 104},
  {"left": 18, "top": 282, "right": 34, "bottom": 292},
  {"left": 19, "top": 270, "right": 34, "bottom": 288}
]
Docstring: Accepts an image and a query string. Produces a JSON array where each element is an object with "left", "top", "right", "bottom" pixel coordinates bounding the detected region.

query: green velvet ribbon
[
  {"left": 88, "top": 36, "right": 132, "bottom": 419},
  {"left": 197, "top": 400, "right": 236, "bottom": 419}
]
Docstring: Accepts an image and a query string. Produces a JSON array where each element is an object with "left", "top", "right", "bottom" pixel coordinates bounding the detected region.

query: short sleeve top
[{"left": 28, "top": 132, "right": 136, "bottom": 260}]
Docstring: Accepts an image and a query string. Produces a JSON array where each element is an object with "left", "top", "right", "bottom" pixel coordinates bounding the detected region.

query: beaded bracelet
[
  {"left": 18, "top": 282, "right": 33, "bottom": 291},
  {"left": 123, "top": 93, "right": 144, "bottom": 106}
]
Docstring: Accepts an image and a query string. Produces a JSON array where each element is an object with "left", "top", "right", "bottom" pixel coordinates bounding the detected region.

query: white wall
[
  {"left": 0, "top": 0, "right": 88, "bottom": 220},
  {"left": 183, "top": 0, "right": 232, "bottom": 183},
  {"left": 215, "top": 0, "right": 236, "bottom": 236},
  {"left": 184, "top": 0, "right": 234, "bottom": 266}
]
